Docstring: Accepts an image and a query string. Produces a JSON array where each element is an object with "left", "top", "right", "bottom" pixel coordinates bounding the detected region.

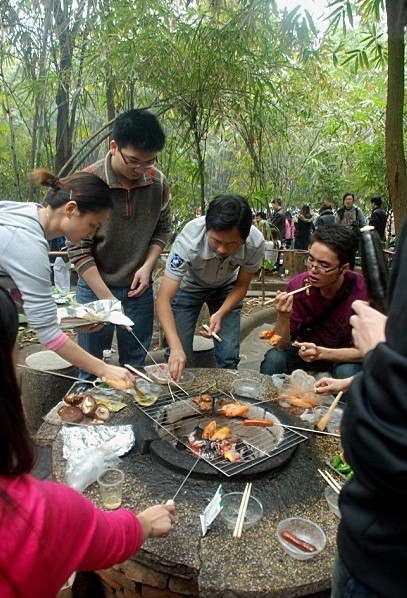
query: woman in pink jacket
[{"left": 0, "top": 287, "right": 175, "bottom": 598}]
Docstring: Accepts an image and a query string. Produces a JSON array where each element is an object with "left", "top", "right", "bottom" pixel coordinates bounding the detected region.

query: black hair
[
  {"left": 301, "top": 204, "right": 311, "bottom": 217},
  {"left": 30, "top": 169, "right": 112, "bottom": 214},
  {"left": 112, "top": 109, "right": 166, "bottom": 152},
  {"left": 206, "top": 195, "right": 253, "bottom": 241},
  {"left": 256, "top": 211, "right": 266, "bottom": 219},
  {"left": 311, "top": 223, "right": 359, "bottom": 265},
  {"left": 285, "top": 211, "right": 292, "bottom": 221},
  {"left": 371, "top": 195, "right": 382, "bottom": 207},
  {"left": 273, "top": 198, "right": 282, "bottom": 207},
  {"left": 0, "top": 288, "right": 35, "bottom": 477},
  {"left": 342, "top": 192, "right": 355, "bottom": 203}
]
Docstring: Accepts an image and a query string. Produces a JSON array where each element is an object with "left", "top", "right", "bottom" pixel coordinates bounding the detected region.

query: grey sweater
[
  {"left": 0, "top": 201, "right": 62, "bottom": 345},
  {"left": 67, "top": 153, "right": 171, "bottom": 288}
]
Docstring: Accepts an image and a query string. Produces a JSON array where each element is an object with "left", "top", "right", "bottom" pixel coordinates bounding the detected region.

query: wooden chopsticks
[
  {"left": 202, "top": 324, "right": 222, "bottom": 342},
  {"left": 233, "top": 483, "right": 252, "bottom": 538},
  {"left": 318, "top": 468, "right": 342, "bottom": 495},
  {"left": 263, "top": 284, "right": 311, "bottom": 305}
]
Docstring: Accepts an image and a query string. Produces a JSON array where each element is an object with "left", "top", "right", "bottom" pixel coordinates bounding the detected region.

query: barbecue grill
[{"left": 135, "top": 390, "right": 307, "bottom": 477}]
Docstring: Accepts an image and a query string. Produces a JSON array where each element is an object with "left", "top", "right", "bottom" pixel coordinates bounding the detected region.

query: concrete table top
[{"left": 37, "top": 368, "right": 342, "bottom": 597}]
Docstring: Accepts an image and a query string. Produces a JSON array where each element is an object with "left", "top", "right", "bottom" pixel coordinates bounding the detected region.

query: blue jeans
[
  {"left": 260, "top": 344, "right": 362, "bottom": 380},
  {"left": 171, "top": 285, "right": 241, "bottom": 369},
  {"left": 331, "top": 553, "right": 382, "bottom": 598},
  {"left": 76, "top": 279, "right": 154, "bottom": 377}
]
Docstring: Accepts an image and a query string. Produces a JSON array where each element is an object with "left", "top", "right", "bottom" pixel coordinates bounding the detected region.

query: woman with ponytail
[{"left": 0, "top": 169, "right": 134, "bottom": 388}]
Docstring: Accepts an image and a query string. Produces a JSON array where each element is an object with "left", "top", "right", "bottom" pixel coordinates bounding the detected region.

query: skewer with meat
[
  {"left": 193, "top": 394, "right": 213, "bottom": 413},
  {"left": 221, "top": 402, "right": 249, "bottom": 418}
]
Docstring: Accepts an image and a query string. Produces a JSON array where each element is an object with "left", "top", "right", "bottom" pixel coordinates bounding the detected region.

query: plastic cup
[{"left": 97, "top": 468, "right": 124, "bottom": 510}]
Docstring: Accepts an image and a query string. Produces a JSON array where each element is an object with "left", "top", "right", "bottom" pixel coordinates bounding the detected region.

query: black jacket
[
  {"left": 337, "top": 218, "right": 407, "bottom": 597},
  {"left": 271, "top": 208, "right": 286, "bottom": 242},
  {"left": 314, "top": 209, "right": 335, "bottom": 228},
  {"left": 369, "top": 207, "right": 388, "bottom": 240}
]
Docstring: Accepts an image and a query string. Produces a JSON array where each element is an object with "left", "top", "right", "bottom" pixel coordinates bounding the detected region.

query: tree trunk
[{"left": 385, "top": 0, "right": 407, "bottom": 235}]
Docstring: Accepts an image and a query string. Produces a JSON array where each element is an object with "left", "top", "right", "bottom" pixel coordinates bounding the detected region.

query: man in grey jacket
[{"left": 68, "top": 109, "right": 171, "bottom": 373}]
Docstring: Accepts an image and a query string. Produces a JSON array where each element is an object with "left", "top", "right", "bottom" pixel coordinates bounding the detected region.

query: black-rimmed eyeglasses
[
  {"left": 118, "top": 149, "right": 157, "bottom": 169},
  {"left": 304, "top": 255, "right": 341, "bottom": 275}
]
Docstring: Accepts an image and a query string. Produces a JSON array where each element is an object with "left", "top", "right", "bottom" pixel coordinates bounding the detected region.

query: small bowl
[
  {"left": 132, "top": 380, "right": 163, "bottom": 406},
  {"left": 232, "top": 378, "right": 262, "bottom": 399},
  {"left": 324, "top": 486, "right": 341, "bottom": 518},
  {"left": 220, "top": 492, "right": 263, "bottom": 530},
  {"left": 144, "top": 365, "right": 195, "bottom": 386},
  {"left": 276, "top": 517, "right": 326, "bottom": 560}
]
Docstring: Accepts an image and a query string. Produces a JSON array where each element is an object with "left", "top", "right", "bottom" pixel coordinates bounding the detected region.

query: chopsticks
[
  {"left": 233, "top": 482, "right": 252, "bottom": 538},
  {"left": 124, "top": 363, "right": 154, "bottom": 383},
  {"left": 318, "top": 469, "right": 342, "bottom": 495},
  {"left": 202, "top": 324, "right": 222, "bottom": 342},
  {"left": 263, "top": 285, "right": 311, "bottom": 306}
]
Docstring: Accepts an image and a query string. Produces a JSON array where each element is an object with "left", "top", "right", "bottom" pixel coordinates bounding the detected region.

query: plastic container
[
  {"left": 102, "top": 349, "right": 113, "bottom": 364},
  {"left": 132, "top": 379, "right": 163, "bottom": 406},
  {"left": 232, "top": 378, "right": 262, "bottom": 399},
  {"left": 276, "top": 517, "right": 326, "bottom": 560},
  {"left": 324, "top": 486, "right": 341, "bottom": 517},
  {"left": 220, "top": 492, "right": 263, "bottom": 530}
]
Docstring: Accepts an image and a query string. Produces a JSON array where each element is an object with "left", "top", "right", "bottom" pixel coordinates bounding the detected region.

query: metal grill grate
[{"left": 136, "top": 390, "right": 307, "bottom": 477}]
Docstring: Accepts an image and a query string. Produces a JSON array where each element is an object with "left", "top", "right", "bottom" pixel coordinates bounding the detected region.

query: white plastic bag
[
  {"left": 66, "top": 447, "right": 120, "bottom": 492},
  {"left": 54, "top": 257, "right": 71, "bottom": 293}
]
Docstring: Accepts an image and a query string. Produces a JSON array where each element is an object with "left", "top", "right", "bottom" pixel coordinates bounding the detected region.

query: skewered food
[
  {"left": 243, "top": 419, "right": 274, "bottom": 427},
  {"left": 210, "top": 426, "right": 231, "bottom": 441},
  {"left": 193, "top": 394, "right": 213, "bottom": 413},
  {"left": 221, "top": 402, "right": 249, "bottom": 418},
  {"left": 259, "top": 329, "right": 275, "bottom": 339},
  {"left": 101, "top": 376, "right": 133, "bottom": 391},
  {"left": 202, "top": 420, "right": 217, "bottom": 439}
]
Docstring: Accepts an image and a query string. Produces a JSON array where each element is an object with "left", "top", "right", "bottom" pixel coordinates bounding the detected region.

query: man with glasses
[
  {"left": 260, "top": 224, "right": 367, "bottom": 381},
  {"left": 68, "top": 109, "right": 171, "bottom": 373}
]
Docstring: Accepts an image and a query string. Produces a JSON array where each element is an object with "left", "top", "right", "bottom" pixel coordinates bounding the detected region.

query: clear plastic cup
[{"left": 97, "top": 468, "right": 124, "bottom": 510}]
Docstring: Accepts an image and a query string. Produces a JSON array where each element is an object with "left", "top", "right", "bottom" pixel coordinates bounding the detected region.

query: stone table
[{"left": 37, "top": 368, "right": 342, "bottom": 598}]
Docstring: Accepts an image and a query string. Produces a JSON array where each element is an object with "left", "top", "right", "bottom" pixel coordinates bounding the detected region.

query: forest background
[{"left": 0, "top": 0, "right": 406, "bottom": 234}]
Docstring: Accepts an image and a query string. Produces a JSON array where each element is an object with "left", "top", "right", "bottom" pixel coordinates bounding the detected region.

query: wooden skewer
[
  {"left": 233, "top": 482, "right": 252, "bottom": 538},
  {"left": 202, "top": 324, "right": 222, "bottom": 342},
  {"left": 316, "top": 391, "right": 344, "bottom": 431},
  {"left": 124, "top": 364, "right": 154, "bottom": 383},
  {"left": 263, "top": 285, "right": 312, "bottom": 305},
  {"left": 318, "top": 469, "right": 342, "bottom": 495}
]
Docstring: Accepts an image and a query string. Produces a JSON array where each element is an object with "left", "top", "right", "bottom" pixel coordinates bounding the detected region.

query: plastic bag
[
  {"left": 54, "top": 257, "right": 71, "bottom": 293},
  {"left": 66, "top": 447, "right": 120, "bottom": 492}
]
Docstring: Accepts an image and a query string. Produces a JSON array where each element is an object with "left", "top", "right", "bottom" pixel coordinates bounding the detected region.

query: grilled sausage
[
  {"left": 243, "top": 419, "right": 274, "bottom": 427},
  {"left": 280, "top": 530, "right": 317, "bottom": 553}
]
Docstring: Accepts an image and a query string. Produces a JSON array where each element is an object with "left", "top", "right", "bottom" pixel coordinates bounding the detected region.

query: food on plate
[
  {"left": 221, "top": 402, "right": 249, "bottom": 418},
  {"left": 280, "top": 530, "right": 317, "bottom": 553},
  {"left": 80, "top": 394, "right": 97, "bottom": 416},
  {"left": 101, "top": 376, "right": 133, "bottom": 391},
  {"left": 193, "top": 394, "right": 213, "bottom": 413},
  {"left": 58, "top": 405, "right": 84, "bottom": 423},
  {"left": 94, "top": 405, "right": 110, "bottom": 422},
  {"left": 210, "top": 426, "right": 231, "bottom": 441},
  {"left": 243, "top": 419, "right": 274, "bottom": 427},
  {"left": 64, "top": 393, "right": 84, "bottom": 406},
  {"left": 259, "top": 329, "right": 282, "bottom": 346},
  {"left": 268, "top": 333, "right": 282, "bottom": 346},
  {"left": 259, "top": 329, "right": 275, "bottom": 339},
  {"left": 202, "top": 420, "right": 217, "bottom": 439}
]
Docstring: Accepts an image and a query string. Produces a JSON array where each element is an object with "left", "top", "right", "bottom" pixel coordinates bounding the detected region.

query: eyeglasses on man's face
[
  {"left": 118, "top": 148, "right": 157, "bottom": 169},
  {"left": 304, "top": 255, "right": 341, "bottom": 275}
]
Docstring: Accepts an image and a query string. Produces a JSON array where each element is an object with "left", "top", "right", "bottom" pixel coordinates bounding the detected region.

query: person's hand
[
  {"left": 350, "top": 300, "right": 387, "bottom": 356},
  {"left": 77, "top": 322, "right": 105, "bottom": 334},
  {"left": 100, "top": 364, "right": 135, "bottom": 390},
  {"left": 314, "top": 376, "right": 354, "bottom": 395},
  {"left": 167, "top": 348, "right": 187, "bottom": 382},
  {"left": 292, "top": 341, "right": 320, "bottom": 362},
  {"left": 138, "top": 503, "right": 176, "bottom": 541},
  {"left": 273, "top": 290, "right": 293, "bottom": 317},
  {"left": 201, "top": 312, "right": 222, "bottom": 338},
  {"left": 128, "top": 266, "right": 150, "bottom": 298}
]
